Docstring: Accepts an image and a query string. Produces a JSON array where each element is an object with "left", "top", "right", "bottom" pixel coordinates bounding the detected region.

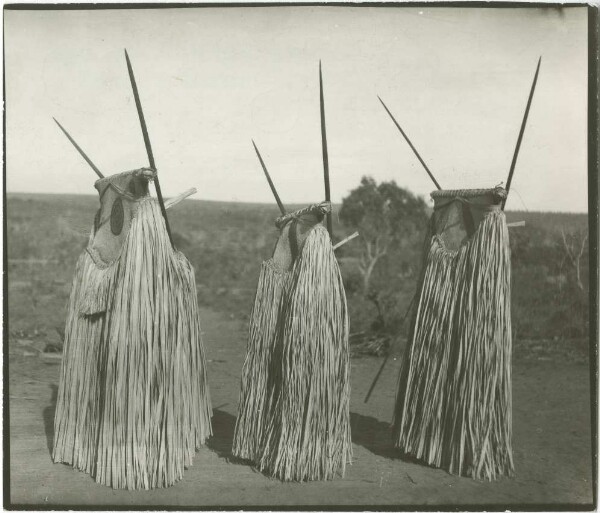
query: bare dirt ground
[{"left": 7, "top": 309, "right": 594, "bottom": 509}]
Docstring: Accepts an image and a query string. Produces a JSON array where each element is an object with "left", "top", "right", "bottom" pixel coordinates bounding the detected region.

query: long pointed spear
[
  {"left": 124, "top": 49, "right": 173, "bottom": 246},
  {"left": 252, "top": 140, "right": 286, "bottom": 215},
  {"left": 319, "top": 61, "right": 333, "bottom": 238},
  {"left": 378, "top": 96, "right": 441, "bottom": 190},
  {"left": 53, "top": 118, "right": 104, "bottom": 179},
  {"left": 501, "top": 56, "right": 542, "bottom": 210}
]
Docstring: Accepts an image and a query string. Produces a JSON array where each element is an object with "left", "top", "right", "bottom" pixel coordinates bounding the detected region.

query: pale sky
[{"left": 4, "top": 6, "right": 588, "bottom": 212}]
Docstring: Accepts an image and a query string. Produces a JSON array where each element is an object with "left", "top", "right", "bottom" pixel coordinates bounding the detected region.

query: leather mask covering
[
  {"left": 431, "top": 187, "right": 506, "bottom": 252},
  {"left": 271, "top": 203, "right": 330, "bottom": 272},
  {"left": 87, "top": 170, "right": 151, "bottom": 268}
]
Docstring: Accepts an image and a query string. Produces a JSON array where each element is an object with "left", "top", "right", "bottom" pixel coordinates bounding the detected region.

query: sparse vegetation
[{"left": 6, "top": 190, "right": 590, "bottom": 361}]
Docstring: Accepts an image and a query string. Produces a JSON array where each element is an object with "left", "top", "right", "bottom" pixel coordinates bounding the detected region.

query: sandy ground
[{"left": 7, "top": 309, "right": 594, "bottom": 508}]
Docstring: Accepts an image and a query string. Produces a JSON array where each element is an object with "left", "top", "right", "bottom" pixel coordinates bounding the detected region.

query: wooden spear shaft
[
  {"left": 53, "top": 118, "right": 104, "bottom": 179},
  {"left": 319, "top": 61, "right": 334, "bottom": 238},
  {"left": 364, "top": 294, "right": 415, "bottom": 403},
  {"left": 252, "top": 140, "right": 286, "bottom": 215},
  {"left": 378, "top": 96, "right": 441, "bottom": 191},
  {"left": 124, "top": 49, "right": 174, "bottom": 247},
  {"left": 502, "top": 57, "right": 542, "bottom": 210}
]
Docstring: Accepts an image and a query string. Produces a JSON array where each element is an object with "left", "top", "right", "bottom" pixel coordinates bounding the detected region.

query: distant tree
[
  {"left": 339, "top": 176, "right": 429, "bottom": 295},
  {"left": 560, "top": 228, "right": 588, "bottom": 292}
]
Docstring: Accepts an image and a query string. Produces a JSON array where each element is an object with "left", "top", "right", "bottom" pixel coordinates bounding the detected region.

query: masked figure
[
  {"left": 234, "top": 62, "right": 352, "bottom": 481},
  {"left": 233, "top": 201, "right": 351, "bottom": 481},
  {"left": 381, "top": 58, "right": 540, "bottom": 480},
  {"left": 393, "top": 187, "right": 513, "bottom": 480},
  {"left": 52, "top": 168, "right": 212, "bottom": 490}
]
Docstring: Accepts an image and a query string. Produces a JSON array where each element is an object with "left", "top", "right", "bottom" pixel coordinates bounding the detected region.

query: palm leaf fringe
[
  {"left": 78, "top": 258, "right": 115, "bottom": 315},
  {"left": 233, "top": 259, "right": 290, "bottom": 461},
  {"left": 53, "top": 199, "right": 212, "bottom": 490},
  {"left": 392, "top": 210, "right": 513, "bottom": 480},
  {"left": 258, "top": 225, "right": 352, "bottom": 482}
]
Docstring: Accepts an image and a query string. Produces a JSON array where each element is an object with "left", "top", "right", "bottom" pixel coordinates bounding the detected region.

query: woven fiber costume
[
  {"left": 233, "top": 63, "right": 352, "bottom": 481},
  {"left": 52, "top": 170, "right": 212, "bottom": 489},
  {"left": 233, "top": 202, "right": 352, "bottom": 481},
  {"left": 52, "top": 51, "right": 212, "bottom": 490},
  {"left": 379, "top": 58, "right": 541, "bottom": 480},
  {"left": 392, "top": 187, "right": 513, "bottom": 480}
]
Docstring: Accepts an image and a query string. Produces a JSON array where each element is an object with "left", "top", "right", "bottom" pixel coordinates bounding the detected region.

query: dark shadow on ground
[
  {"left": 349, "top": 412, "right": 461, "bottom": 474},
  {"left": 43, "top": 384, "right": 58, "bottom": 456},
  {"left": 206, "top": 408, "right": 253, "bottom": 467},
  {"left": 350, "top": 412, "right": 396, "bottom": 459}
]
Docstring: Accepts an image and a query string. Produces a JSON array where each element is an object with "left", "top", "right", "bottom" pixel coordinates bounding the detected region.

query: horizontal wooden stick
[
  {"left": 507, "top": 221, "right": 525, "bottom": 228},
  {"left": 165, "top": 188, "right": 197, "bottom": 210},
  {"left": 333, "top": 231, "right": 359, "bottom": 250}
]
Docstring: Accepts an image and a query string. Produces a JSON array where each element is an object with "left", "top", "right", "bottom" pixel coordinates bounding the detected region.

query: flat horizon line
[{"left": 5, "top": 190, "right": 590, "bottom": 216}]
